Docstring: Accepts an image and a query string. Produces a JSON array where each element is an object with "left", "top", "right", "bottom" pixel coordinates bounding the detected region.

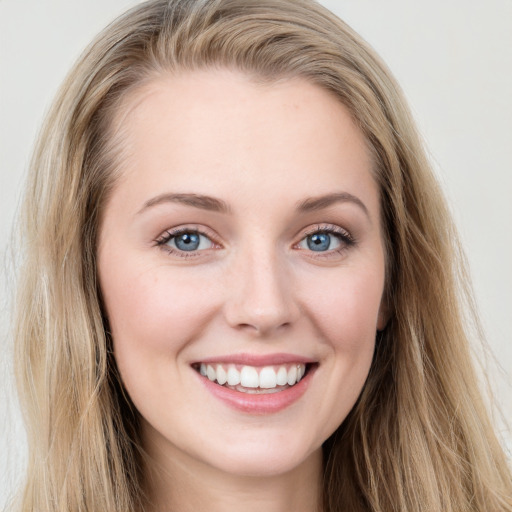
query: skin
[{"left": 97, "top": 69, "right": 387, "bottom": 512}]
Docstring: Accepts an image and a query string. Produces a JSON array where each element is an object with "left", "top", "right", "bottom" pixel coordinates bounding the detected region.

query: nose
[{"left": 223, "top": 247, "right": 300, "bottom": 337}]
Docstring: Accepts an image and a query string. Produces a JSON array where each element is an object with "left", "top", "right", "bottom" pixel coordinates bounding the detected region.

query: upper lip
[{"left": 192, "top": 353, "right": 315, "bottom": 366}]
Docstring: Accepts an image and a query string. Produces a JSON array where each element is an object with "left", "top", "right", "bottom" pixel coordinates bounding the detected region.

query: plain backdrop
[{"left": 1, "top": 0, "right": 511, "bottom": 507}]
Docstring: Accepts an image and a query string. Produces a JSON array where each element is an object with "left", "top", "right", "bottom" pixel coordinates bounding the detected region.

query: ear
[{"left": 376, "top": 298, "right": 390, "bottom": 331}]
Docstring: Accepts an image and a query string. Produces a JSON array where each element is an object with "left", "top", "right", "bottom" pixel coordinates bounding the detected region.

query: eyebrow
[
  {"left": 138, "top": 193, "right": 231, "bottom": 214},
  {"left": 138, "top": 191, "right": 369, "bottom": 219},
  {"left": 296, "top": 192, "right": 370, "bottom": 218}
]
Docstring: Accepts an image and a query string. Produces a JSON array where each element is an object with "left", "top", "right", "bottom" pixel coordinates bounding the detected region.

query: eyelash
[
  {"left": 155, "top": 226, "right": 219, "bottom": 258},
  {"left": 154, "top": 224, "right": 355, "bottom": 258},
  {"left": 295, "top": 224, "right": 356, "bottom": 258}
]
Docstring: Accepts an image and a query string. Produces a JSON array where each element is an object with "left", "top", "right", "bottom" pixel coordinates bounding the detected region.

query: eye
[
  {"left": 296, "top": 225, "right": 354, "bottom": 254},
  {"left": 299, "top": 232, "right": 340, "bottom": 251},
  {"left": 156, "top": 229, "right": 215, "bottom": 253}
]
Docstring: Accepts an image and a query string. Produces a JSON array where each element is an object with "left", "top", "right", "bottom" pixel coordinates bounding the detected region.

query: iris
[
  {"left": 175, "top": 232, "right": 201, "bottom": 251},
  {"left": 307, "top": 232, "right": 332, "bottom": 251}
]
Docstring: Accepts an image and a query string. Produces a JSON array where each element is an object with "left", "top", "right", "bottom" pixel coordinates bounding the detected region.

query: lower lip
[{"left": 196, "top": 366, "right": 316, "bottom": 414}]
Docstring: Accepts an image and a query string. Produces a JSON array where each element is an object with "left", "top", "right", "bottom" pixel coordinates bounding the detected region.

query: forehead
[{"left": 108, "top": 68, "right": 379, "bottom": 218}]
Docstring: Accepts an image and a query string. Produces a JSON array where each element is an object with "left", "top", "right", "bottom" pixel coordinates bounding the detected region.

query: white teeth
[
  {"left": 206, "top": 364, "right": 216, "bottom": 382},
  {"left": 276, "top": 366, "right": 288, "bottom": 386},
  {"left": 240, "top": 366, "right": 259, "bottom": 388},
  {"left": 227, "top": 366, "right": 241, "bottom": 385},
  {"left": 287, "top": 365, "right": 297, "bottom": 386},
  {"left": 197, "top": 362, "right": 308, "bottom": 390},
  {"left": 216, "top": 365, "right": 227, "bottom": 385},
  {"left": 259, "top": 366, "right": 277, "bottom": 389}
]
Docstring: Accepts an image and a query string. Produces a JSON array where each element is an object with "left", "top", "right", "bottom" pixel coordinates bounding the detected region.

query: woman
[{"left": 12, "top": 0, "right": 512, "bottom": 511}]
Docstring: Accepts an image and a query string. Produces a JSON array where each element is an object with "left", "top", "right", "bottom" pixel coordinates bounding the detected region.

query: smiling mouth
[{"left": 192, "top": 362, "right": 313, "bottom": 394}]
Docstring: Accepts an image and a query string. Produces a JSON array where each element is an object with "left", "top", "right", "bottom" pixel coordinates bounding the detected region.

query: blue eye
[
  {"left": 297, "top": 228, "right": 350, "bottom": 253},
  {"left": 307, "top": 232, "right": 335, "bottom": 251},
  {"left": 161, "top": 230, "right": 214, "bottom": 252},
  {"left": 308, "top": 232, "right": 340, "bottom": 251},
  {"left": 174, "top": 232, "right": 200, "bottom": 251}
]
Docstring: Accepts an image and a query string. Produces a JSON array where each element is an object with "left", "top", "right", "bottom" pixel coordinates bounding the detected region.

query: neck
[{"left": 142, "top": 426, "right": 323, "bottom": 512}]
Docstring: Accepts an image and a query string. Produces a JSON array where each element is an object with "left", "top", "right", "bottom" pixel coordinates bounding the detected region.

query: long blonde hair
[{"left": 13, "top": 0, "right": 511, "bottom": 510}]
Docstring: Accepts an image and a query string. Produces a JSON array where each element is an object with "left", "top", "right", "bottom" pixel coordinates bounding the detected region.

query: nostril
[
  {"left": 222, "top": 266, "right": 300, "bottom": 334},
  {"left": 235, "top": 320, "right": 292, "bottom": 336}
]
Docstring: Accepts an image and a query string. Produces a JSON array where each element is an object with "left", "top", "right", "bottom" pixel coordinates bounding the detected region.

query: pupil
[
  {"left": 307, "top": 233, "right": 330, "bottom": 251},
  {"left": 176, "top": 232, "right": 200, "bottom": 251}
]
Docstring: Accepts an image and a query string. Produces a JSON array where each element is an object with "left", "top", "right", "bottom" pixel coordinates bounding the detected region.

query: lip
[
  {"left": 194, "top": 359, "right": 318, "bottom": 414},
  {"left": 192, "top": 352, "right": 314, "bottom": 367}
]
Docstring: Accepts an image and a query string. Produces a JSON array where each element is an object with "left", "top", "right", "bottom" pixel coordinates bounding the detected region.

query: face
[{"left": 98, "top": 69, "right": 387, "bottom": 478}]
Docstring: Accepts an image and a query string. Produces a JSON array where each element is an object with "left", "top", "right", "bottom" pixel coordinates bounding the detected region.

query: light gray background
[{"left": 1, "top": 0, "right": 511, "bottom": 507}]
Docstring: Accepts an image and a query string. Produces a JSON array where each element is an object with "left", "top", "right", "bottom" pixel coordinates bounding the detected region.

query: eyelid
[
  {"left": 153, "top": 222, "right": 355, "bottom": 259},
  {"left": 154, "top": 225, "right": 222, "bottom": 256},
  {"left": 300, "top": 223, "right": 353, "bottom": 241},
  {"left": 293, "top": 223, "right": 356, "bottom": 256},
  {"left": 296, "top": 223, "right": 355, "bottom": 244}
]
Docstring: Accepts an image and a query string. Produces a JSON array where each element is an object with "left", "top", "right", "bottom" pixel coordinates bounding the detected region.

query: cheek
[
  {"left": 100, "top": 257, "right": 218, "bottom": 357},
  {"left": 301, "top": 266, "right": 384, "bottom": 352},
  {"left": 298, "top": 266, "right": 383, "bottom": 432}
]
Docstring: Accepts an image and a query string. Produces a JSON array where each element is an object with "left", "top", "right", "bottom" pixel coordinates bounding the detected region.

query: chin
[{"left": 199, "top": 432, "right": 322, "bottom": 478}]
